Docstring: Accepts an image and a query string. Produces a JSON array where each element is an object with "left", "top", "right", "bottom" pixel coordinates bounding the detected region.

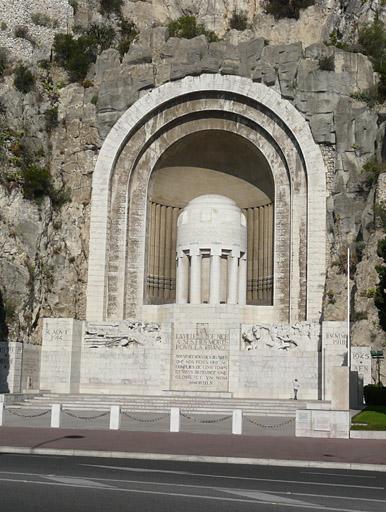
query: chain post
[
  {"left": 232, "top": 409, "right": 243, "bottom": 435},
  {"left": 51, "top": 403, "right": 62, "bottom": 428},
  {"left": 110, "top": 405, "right": 121, "bottom": 430},
  {"left": 170, "top": 407, "right": 180, "bottom": 432},
  {"left": 0, "top": 403, "right": 3, "bottom": 426}
]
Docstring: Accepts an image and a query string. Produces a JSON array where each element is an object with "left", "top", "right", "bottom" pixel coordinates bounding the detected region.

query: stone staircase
[{"left": 10, "top": 393, "right": 330, "bottom": 417}]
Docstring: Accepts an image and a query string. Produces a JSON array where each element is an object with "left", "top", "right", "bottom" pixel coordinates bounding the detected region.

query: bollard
[
  {"left": 0, "top": 403, "right": 3, "bottom": 426},
  {"left": 51, "top": 403, "right": 62, "bottom": 428},
  {"left": 110, "top": 405, "right": 121, "bottom": 430},
  {"left": 232, "top": 409, "right": 243, "bottom": 435},
  {"left": 170, "top": 407, "right": 180, "bottom": 432}
]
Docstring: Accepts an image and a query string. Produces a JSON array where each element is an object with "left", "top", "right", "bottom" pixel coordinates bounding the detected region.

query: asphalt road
[{"left": 0, "top": 454, "right": 385, "bottom": 512}]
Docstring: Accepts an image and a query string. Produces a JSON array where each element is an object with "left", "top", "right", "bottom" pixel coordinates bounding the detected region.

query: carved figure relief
[
  {"left": 241, "top": 322, "right": 318, "bottom": 351},
  {"left": 84, "top": 321, "right": 162, "bottom": 349}
]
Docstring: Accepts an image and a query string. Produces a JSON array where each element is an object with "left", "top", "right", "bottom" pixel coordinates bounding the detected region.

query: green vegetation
[
  {"left": 358, "top": 16, "right": 386, "bottom": 102},
  {"left": 229, "top": 10, "right": 249, "bottom": 31},
  {"left": 118, "top": 19, "right": 138, "bottom": 56},
  {"left": 318, "top": 55, "right": 335, "bottom": 71},
  {"left": 168, "top": 16, "right": 218, "bottom": 42},
  {"left": 0, "top": 128, "right": 69, "bottom": 208},
  {"left": 14, "top": 65, "right": 35, "bottom": 93},
  {"left": 375, "top": 237, "right": 386, "bottom": 331},
  {"left": 1, "top": 22, "right": 7, "bottom": 31},
  {"left": 0, "top": 47, "right": 7, "bottom": 77},
  {"left": 361, "top": 157, "right": 386, "bottom": 187},
  {"left": 53, "top": 33, "right": 95, "bottom": 82},
  {"left": 14, "top": 25, "right": 36, "bottom": 46},
  {"left": 351, "top": 406, "right": 386, "bottom": 430},
  {"left": 91, "top": 94, "right": 98, "bottom": 105},
  {"left": 351, "top": 86, "right": 381, "bottom": 108},
  {"left": 86, "top": 23, "right": 116, "bottom": 52},
  {"left": 53, "top": 23, "right": 117, "bottom": 81},
  {"left": 263, "top": 0, "right": 315, "bottom": 20},
  {"left": 100, "top": 0, "right": 123, "bottom": 16},
  {"left": 68, "top": 0, "right": 78, "bottom": 13},
  {"left": 327, "top": 30, "right": 350, "bottom": 51},
  {"left": 44, "top": 106, "right": 59, "bottom": 132},
  {"left": 31, "top": 12, "right": 59, "bottom": 29}
]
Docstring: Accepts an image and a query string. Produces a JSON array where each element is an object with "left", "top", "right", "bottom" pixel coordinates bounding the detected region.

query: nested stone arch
[
  {"left": 87, "top": 74, "right": 326, "bottom": 323},
  {"left": 106, "top": 103, "right": 306, "bottom": 319},
  {"left": 118, "top": 118, "right": 291, "bottom": 320}
]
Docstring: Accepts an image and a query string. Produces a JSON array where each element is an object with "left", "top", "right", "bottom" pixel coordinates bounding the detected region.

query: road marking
[
  {"left": 1, "top": 473, "right": 386, "bottom": 506},
  {"left": 79, "top": 464, "right": 384, "bottom": 489},
  {"left": 0, "top": 476, "right": 374, "bottom": 511},
  {"left": 301, "top": 471, "right": 377, "bottom": 479}
]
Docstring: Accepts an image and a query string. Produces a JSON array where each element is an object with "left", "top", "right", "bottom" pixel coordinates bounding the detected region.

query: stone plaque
[
  {"left": 351, "top": 347, "right": 372, "bottom": 386},
  {"left": 171, "top": 323, "right": 229, "bottom": 391}
]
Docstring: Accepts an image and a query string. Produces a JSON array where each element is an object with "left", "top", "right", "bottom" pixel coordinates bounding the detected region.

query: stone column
[
  {"left": 209, "top": 251, "right": 221, "bottom": 304},
  {"left": 238, "top": 255, "right": 247, "bottom": 305},
  {"left": 190, "top": 249, "right": 202, "bottom": 304},
  {"left": 176, "top": 253, "right": 189, "bottom": 304},
  {"left": 227, "top": 254, "right": 239, "bottom": 304}
]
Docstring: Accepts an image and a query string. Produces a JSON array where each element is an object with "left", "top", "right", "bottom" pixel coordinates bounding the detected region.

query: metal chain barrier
[
  {"left": 121, "top": 411, "right": 169, "bottom": 423},
  {"left": 62, "top": 410, "right": 109, "bottom": 421},
  {"left": 6, "top": 408, "right": 50, "bottom": 418},
  {"left": 246, "top": 417, "right": 295, "bottom": 429},
  {"left": 181, "top": 412, "right": 232, "bottom": 424}
]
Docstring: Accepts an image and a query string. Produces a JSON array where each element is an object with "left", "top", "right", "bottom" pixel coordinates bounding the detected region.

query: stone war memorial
[
  {"left": 37, "top": 76, "right": 370, "bottom": 402},
  {"left": 0, "top": 1, "right": 384, "bottom": 431}
]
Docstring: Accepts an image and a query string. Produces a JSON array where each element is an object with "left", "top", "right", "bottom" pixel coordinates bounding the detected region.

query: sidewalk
[{"left": 1, "top": 426, "right": 386, "bottom": 471}]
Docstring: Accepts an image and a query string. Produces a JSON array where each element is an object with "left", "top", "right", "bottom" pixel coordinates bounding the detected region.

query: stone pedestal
[{"left": 40, "top": 318, "right": 83, "bottom": 393}]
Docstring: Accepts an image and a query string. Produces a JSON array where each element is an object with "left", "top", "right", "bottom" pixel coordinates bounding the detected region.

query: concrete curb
[{"left": 0, "top": 446, "right": 385, "bottom": 472}]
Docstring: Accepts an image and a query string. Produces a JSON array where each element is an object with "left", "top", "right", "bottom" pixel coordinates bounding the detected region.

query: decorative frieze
[{"left": 84, "top": 321, "right": 162, "bottom": 349}]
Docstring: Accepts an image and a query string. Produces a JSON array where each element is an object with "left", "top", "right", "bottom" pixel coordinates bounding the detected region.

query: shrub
[
  {"left": 45, "top": 106, "right": 59, "bottom": 132},
  {"left": 100, "top": 0, "right": 123, "bottom": 16},
  {"left": 263, "top": 0, "right": 315, "bottom": 20},
  {"left": 375, "top": 237, "right": 386, "bottom": 331},
  {"left": 1, "top": 22, "right": 7, "bottom": 31},
  {"left": 364, "top": 385, "right": 386, "bottom": 406},
  {"left": 14, "top": 25, "right": 36, "bottom": 46},
  {"left": 22, "top": 164, "right": 52, "bottom": 202},
  {"left": 14, "top": 65, "right": 35, "bottom": 93},
  {"left": 118, "top": 19, "right": 138, "bottom": 56},
  {"left": 229, "top": 10, "right": 249, "bottom": 31},
  {"left": 91, "top": 95, "right": 98, "bottom": 105},
  {"left": 168, "top": 15, "right": 218, "bottom": 41},
  {"left": 31, "top": 12, "right": 59, "bottom": 28},
  {"left": 68, "top": 0, "right": 78, "bottom": 13},
  {"left": 53, "top": 33, "right": 95, "bottom": 82},
  {"left": 367, "top": 287, "right": 377, "bottom": 298},
  {"left": 318, "top": 55, "right": 334, "bottom": 71},
  {"left": 0, "top": 47, "right": 7, "bottom": 77},
  {"left": 86, "top": 23, "right": 116, "bottom": 52},
  {"left": 351, "top": 86, "right": 381, "bottom": 108},
  {"left": 358, "top": 17, "right": 386, "bottom": 102},
  {"left": 361, "top": 157, "right": 386, "bottom": 187}
]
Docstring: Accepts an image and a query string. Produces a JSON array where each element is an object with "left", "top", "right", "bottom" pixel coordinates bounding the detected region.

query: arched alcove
[{"left": 146, "top": 130, "right": 275, "bottom": 306}]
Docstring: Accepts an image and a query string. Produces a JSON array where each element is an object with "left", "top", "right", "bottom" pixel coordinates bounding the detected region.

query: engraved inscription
[{"left": 171, "top": 324, "right": 229, "bottom": 391}]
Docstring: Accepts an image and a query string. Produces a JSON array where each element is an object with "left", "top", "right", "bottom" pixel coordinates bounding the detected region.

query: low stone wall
[{"left": 296, "top": 409, "right": 350, "bottom": 438}]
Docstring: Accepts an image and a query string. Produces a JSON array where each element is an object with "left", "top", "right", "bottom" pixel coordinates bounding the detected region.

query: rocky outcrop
[{"left": 0, "top": 2, "right": 385, "bottom": 381}]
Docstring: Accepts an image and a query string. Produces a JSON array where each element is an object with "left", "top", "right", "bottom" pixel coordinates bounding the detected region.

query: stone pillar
[
  {"left": 227, "top": 254, "right": 239, "bottom": 304},
  {"left": 190, "top": 250, "right": 202, "bottom": 304},
  {"left": 176, "top": 253, "right": 189, "bottom": 304},
  {"left": 238, "top": 256, "right": 247, "bottom": 305},
  {"left": 209, "top": 252, "right": 221, "bottom": 304}
]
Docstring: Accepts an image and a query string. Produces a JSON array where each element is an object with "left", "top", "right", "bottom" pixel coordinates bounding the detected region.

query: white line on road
[
  {"left": 0, "top": 472, "right": 385, "bottom": 506},
  {"left": 79, "top": 464, "right": 384, "bottom": 489},
  {"left": 0, "top": 476, "right": 377, "bottom": 512},
  {"left": 301, "top": 472, "right": 377, "bottom": 479}
]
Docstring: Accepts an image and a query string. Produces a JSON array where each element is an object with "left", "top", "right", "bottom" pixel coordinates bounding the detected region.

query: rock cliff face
[{"left": 0, "top": 0, "right": 385, "bottom": 376}]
